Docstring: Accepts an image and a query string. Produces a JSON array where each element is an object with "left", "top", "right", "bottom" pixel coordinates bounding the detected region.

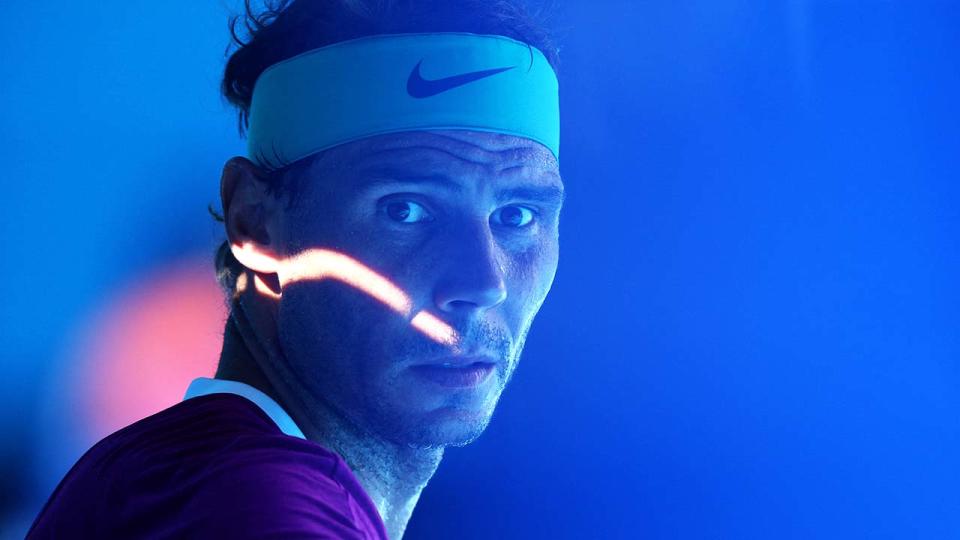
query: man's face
[{"left": 273, "top": 129, "right": 563, "bottom": 448}]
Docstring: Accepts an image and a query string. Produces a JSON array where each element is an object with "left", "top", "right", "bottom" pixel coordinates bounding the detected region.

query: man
[{"left": 28, "top": 0, "right": 564, "bottom": 538}]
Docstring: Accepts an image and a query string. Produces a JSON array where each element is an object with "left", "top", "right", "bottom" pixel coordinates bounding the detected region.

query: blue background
[{"left": 1, "top": 1, "right": 957, "bottom": 538}]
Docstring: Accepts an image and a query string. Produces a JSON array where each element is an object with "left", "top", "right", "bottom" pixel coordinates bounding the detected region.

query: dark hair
[{"left": 214, "top": 0, "right": 562, "bottom": 299}]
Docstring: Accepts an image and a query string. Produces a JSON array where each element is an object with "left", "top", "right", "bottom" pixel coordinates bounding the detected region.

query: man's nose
[{"left": 433, "top": 224, "right": 508, "bottom": 313}]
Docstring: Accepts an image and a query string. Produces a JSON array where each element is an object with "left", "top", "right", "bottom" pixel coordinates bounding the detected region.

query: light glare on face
[{"left": 232, "top": 242, "right": 461, "bottom": 348}]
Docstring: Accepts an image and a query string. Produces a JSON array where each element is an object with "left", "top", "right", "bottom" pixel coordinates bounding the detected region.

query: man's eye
[
  {"left": 383, "top": 200, "right": 432, "bottom": 223},
  {"left": 492, "top": 205, "right": 536, "bottom": 228}
]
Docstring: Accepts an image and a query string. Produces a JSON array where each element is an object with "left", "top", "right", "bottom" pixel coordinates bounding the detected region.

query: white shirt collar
[{"left": 183, "top": 377, "right": 306, "bottom": 439}]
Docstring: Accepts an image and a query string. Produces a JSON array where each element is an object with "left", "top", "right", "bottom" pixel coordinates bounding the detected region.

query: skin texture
[{"left": 218, "top": 129, "right": 563, "bottom": 539}]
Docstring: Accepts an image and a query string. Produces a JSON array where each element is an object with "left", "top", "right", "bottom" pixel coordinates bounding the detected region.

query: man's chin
[{"left": 387, "top": 406, "right": 496, "bottom": 449}]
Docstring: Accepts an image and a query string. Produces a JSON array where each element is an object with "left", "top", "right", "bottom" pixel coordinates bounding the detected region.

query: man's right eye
[{"left": 382, "top": 200, "right": 433, "bottom": 223}]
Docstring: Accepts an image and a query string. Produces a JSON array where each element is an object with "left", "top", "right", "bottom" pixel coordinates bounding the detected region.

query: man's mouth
[
  {"left": 409, "top": 356, "right": 497, "bottom": 387},
  {"left": 414, "top": 355, "right": 497, "bottom": 368}
]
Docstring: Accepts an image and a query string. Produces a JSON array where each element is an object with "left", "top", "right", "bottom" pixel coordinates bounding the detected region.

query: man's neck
[
  {"left": 215, "top": 312, "right": 442, "bottom": 540},
  {"left": 292, "top": 388, "right": 443, "bottom": 540}
]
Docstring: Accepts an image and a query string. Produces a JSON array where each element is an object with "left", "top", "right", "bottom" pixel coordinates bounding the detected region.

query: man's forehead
[{"left": 314, "top": 130, "right": 560, "bottom": 178}]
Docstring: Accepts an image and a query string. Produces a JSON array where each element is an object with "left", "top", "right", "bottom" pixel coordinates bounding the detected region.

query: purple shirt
[{"left": 27, "top": 391, "right": 389, "bottom": 539}]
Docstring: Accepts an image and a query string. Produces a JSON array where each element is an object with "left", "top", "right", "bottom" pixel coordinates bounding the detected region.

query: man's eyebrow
[
  {"left": 352, "top": 166, "right": 464, "bottom": 193},
  {"left": 350, "top": 164, "right": 565, "bottom": 206},
  {"left": 498, "top": 185, "right": 566, "bottom": 207}
]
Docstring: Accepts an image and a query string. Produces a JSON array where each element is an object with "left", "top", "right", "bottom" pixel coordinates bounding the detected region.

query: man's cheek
[
  {"left": 506, "top": 260, "right": 558, "bottom": 339},
  {"left": 279, "top": 285, "right": 366, "bottom": 356},
  {"left": 510, "top": 247, "right": 558, "bottom": 300}
]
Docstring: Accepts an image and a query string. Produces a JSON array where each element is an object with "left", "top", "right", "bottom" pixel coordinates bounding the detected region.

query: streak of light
[
  {"left": 232, "top": 243, "right": 459, "bottom": 347},
  {"left": 410, "top": 311, "right": 459, "bottom": 347},
  {"left": 280, "top": 249, "right": 412, "bottom": 315},
  {"left": 253, "top": 274, "right": 281, "bottom": 300}
]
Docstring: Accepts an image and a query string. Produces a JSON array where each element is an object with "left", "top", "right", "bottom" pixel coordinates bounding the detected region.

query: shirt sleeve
[
  {"left": 182, "top": 459, "right": 371, "bottom": 539},
  {"left": 109, "top": 436, "right": 377, "bottom": 540}
]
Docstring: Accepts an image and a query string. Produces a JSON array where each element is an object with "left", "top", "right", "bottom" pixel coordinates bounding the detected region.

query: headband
[{"left": 246, "top": 32, "right": 560, "bottom": 171}]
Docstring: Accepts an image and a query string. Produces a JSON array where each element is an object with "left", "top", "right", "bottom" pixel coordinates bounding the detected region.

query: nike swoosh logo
[{"left": 406, "top": 60, "right": 516, "bottom": 99}]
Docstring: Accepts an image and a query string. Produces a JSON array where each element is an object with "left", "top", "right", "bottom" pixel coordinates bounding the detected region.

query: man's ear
[{"left": 221, "top": 156, "right": 283, "bottom": 274}]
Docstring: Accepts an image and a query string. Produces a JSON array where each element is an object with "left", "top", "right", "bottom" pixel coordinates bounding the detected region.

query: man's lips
[
  {"left": 408, "top": 358, "right": 497, "bottom": 388},
  {"left": 411, "top": 355, "right": 498, "bottom": 368}
]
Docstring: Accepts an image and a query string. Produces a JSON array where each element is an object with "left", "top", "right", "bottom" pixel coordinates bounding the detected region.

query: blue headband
[{"left": 247, "top": 32, "right": 560, "bottom": 170}]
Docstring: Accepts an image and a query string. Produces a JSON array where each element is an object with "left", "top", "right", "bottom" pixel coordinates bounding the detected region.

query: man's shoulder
[
  {"left": 82, "top": 392, "right": 318, "bottom": 472},
  {"left": 114, "top": 392, "right": 306, "bottom": 449},
  {"left": 65, "top": 392, "right": 347, "bottom": 490},
  {"left": 27, "top": 393, "right": 383, "bottom": 539}
]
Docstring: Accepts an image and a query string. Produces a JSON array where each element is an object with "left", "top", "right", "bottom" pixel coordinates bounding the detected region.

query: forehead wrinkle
[
  {"left": 368, "top": 145, "right": 488, "bottom": 168},
  {"left": 348, "top": 149, "right": 562, "bottom": 201},
  {"left": 326, "top": 131, "right": 494, "bottom": 165},
  {"left": 323, "top": 142, "right": 489, "bottom": 173},
  {"left": 498, "top": 163, "right": 563, "bottom": 183},
  {"left": 304, "top": 133, "right": 559, "bottom": 201},
  {"left": 349, "top": 144, "right": 556, "bottom": 184},
  {"left": 491, "top": 145, "right": 556, "bottom": 172},
  {"left": 329, "top": 147, "right": 483, "bottom": 199},
  {"left": 323, "top": 130, "right": 553, "bottom": 168},
  {"left": 433, "top": 131, "right": 558, "bottom": 174}
]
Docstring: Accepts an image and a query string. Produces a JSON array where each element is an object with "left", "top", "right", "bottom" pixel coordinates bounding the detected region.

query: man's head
[{"left": 216, "top": 0, "right": 564, "bottom": 449}]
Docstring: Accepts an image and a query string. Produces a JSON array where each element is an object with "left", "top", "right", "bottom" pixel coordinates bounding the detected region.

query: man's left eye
[
  {"left": 383, "top": 200, "right": 432, "bottom": 223},
  {"left": 492, "top": 205, "right": 536, "bottom": 228}
]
